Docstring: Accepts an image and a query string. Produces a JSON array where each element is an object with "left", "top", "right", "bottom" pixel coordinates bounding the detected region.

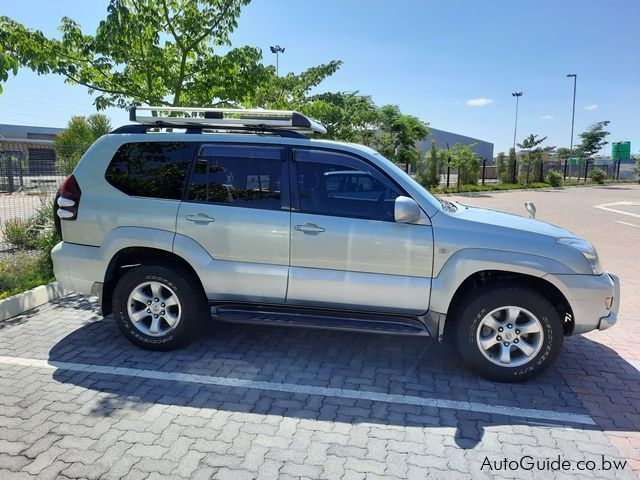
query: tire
[
  {"left": 112, "top": 264, "right": 208, "bottom": 351},
  {"left": 454, "top": 285, "right": 564, "bottom": 382}
]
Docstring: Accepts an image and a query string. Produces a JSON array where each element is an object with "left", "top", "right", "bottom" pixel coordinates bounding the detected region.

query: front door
[
  {"left": 176, "top": 143, "right": 290, "bottom": 303},
  {"left": 287, "top": 148, "right": 433, "bottom": 314}
]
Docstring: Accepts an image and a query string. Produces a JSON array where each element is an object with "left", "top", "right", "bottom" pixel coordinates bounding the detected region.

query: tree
[
  {"left": 574, "top": 121, "right": 610, "bottom": 181},
  {"left": 555, "top": 147, "right": 571, "bottom": 162},
  {"left": 448, "top": 143, "right": 480, "bottom": 189},
  {"left": 298, "top": 92, "right": 380, "bottom": 143},
  {"left": 243, "top": 61, "right": 343, "bottom": 110},
  {"left": 55, "top": 114, "right": 112, "bottom": 175},
  {"left": 496, "top": 152, "right": 509, "bottom": 183},
  {"left": 517, "top": 134, "right": 554, "bottom": 184},
  {"left": 0, "top": 1, "right": 340, "bottom": 109},
  {"left": 376, "top": 105, "right": 430, "bottom": 173},
  {"left": 575, "top": 121, "right": 611, "bottom": 161},
  {"left": 0, "top": 44, "right": 18, "bottom": 94},
  {"left": 416, "top": 139, "right": 440, "bottom": 189}
]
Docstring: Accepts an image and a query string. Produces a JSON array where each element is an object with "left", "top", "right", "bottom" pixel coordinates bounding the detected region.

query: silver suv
[{"left": 52, "top": 107, "right": 620, "bottom": 382}]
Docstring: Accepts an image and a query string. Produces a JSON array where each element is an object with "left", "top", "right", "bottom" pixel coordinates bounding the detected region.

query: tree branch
[
  {"left": 185, "top": 0, "right": 235, "bottom": 52},
  {"left": 160, "top": 0, "right": 186, "bottom": 52}
]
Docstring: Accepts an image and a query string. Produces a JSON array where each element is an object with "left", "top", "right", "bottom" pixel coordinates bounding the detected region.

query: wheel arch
[
  {"left": 441, "top": 270, "right": 575, "bottom": 342},
  {"left": 101, "top": 246, "right": 205, "bottom": 316}
]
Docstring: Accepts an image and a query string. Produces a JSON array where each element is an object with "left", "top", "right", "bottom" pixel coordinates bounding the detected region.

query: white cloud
[
  {"left": 465, "top": 98, "right": 494, "bottom": 107},
  {"left": 541, "top": 115, "right": 554, "bottom": 120},
  {"left": 584, "top": 104, "right": 598, "bottom": 111}
]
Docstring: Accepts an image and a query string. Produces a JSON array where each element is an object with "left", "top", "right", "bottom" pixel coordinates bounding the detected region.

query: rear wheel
[
  {"left": 454, "top": 285, "right": 563, "bottom": 382},
  {"left": 112, "top": 264, "right": 208, "bottom": 350}
]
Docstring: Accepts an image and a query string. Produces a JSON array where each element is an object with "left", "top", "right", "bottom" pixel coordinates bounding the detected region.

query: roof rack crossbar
[
  {"left": 110, "top": 124, "right": 308, "bottom": 139},
  {"left": 129, "top": 106, "right": 326, "bottom": 135}
]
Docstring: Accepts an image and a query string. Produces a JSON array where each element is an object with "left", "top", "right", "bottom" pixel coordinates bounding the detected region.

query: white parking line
[
  {"left": 595, "top": 202, "right": 640, "bottom": 219},
  {"left": 615, "top": 220, "right": 640, "bottom": 229},
  {"left": 0, "top": 355, "right": 595, "bottom": 426}
]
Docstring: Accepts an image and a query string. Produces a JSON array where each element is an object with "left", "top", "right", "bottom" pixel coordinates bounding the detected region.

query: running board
[{"left": 210, "top": 304, "right": 429, "bottom": 336}]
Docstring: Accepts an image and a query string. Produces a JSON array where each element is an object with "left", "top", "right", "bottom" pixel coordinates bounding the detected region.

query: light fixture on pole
[
  {"left": 511, "top": 91, "right": 523, "bottom": 183},
  {"left": 566, "top": 74, "right": 577, "bottom": 179},
  {"left": 269, "top": 45, "right": 285, "bottom": 76}
]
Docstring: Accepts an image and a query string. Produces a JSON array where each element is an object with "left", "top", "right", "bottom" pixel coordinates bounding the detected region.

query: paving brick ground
[{"left": 0, "top": 184, "right": 638, "bottom": 479}]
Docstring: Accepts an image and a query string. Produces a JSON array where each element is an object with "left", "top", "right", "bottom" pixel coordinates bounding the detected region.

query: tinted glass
[
  {"left": 105, "top": 142, "right": 196, "bottom": 200},
  {"left": 295, "top": 149, "right": 402, "bottom": 221},
  {"left": 188, "top": 144, "right": 284, "bottom": 210}
]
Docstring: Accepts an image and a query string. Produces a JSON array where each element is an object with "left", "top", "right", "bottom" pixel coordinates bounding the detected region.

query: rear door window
[{"left": 187, "top": 144, "right": 286, "bottom": 211}]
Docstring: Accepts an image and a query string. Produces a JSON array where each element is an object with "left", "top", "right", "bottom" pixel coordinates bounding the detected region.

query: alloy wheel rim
[
  {"left": 475, "top": 306, "right": 544, "bottom": 367},
  {"left": 126, "top": 281, "right": 181, "bottom": 337}
]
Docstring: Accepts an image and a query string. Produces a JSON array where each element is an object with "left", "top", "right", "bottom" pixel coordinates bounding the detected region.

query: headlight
[{"left": 556, "top": 237, "right": 602, "bottom": 274}]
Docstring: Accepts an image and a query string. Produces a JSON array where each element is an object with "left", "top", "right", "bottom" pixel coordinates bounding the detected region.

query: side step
[{"left": 211, "top": 303, "right": 429, "bottom": 336}]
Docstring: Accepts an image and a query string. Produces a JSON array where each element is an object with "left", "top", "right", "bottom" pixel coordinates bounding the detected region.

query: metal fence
[
  {"left": 436, "top": 159, "right": 634, "bottom": 188},
  {"left": 0, "top": 140, "right": 63, "bottom": 253}
]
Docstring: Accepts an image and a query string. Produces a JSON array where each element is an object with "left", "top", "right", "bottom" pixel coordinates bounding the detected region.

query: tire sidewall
[
  {"left": 456, "top": 287, "right": 563, "bottom": 382},
  {"left": 113, "top": 267, "right": 199, "bottom": 350}
]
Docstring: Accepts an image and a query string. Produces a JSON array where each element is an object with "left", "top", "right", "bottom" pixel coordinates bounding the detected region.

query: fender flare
[{"left": 430, "top": 247, "right": 574, "bottom": 318}]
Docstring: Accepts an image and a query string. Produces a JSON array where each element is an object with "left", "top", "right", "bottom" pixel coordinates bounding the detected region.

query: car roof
[{"left": 102, "top": 130, "right": 375, "bottom": 156}]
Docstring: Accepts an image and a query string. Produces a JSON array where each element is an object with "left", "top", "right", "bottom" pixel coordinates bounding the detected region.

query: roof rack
[
  {"left": 128, "top": 106, "right": 327, "bottom": 135},
  {"left": 110, "top": 124, "right": 309, "bottom": 139}
]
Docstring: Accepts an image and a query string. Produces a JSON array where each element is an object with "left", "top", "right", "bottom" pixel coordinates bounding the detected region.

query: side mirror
[{"left": 394, "top": 196, "right": 422, "bottom": 223}]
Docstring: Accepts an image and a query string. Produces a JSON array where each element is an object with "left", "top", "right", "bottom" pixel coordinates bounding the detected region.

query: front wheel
[
  {"left": 112, "top": 264, "right": 208, "bottom": 351},
  {"left": 454, "top": 285, "right": 564, "bottom": 382}
]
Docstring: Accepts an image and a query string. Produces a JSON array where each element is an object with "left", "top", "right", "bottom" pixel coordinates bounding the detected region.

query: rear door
[
  {"left": 176, "top": 143, "right": 290, "bottom": 303},
  {"left": 287, "top": 148, "right": 433, "bottom": 314}
]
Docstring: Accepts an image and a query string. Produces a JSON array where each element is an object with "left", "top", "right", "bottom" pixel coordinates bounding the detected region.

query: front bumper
[
  {"left": 543, "top": 271, "right": 620, "bottom": 335},
  {"left": 598, "top": 273, "right": 620, "bottom": 331}
]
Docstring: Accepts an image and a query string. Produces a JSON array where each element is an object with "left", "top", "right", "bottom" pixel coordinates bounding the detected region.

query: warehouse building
[{"left": 420, "top": 127, "right": 494, "bottom": 160}]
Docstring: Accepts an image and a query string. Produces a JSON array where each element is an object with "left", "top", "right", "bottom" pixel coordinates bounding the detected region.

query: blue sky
[{"left": 0, "top": 0, "right": 638, "bottom": 155}]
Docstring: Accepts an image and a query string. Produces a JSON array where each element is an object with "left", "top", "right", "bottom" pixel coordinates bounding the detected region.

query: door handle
[
  {"left": 185, "top": 213, "right": 215, "bottom": 223},
  {"left": 294, "top": 223, "right": 325, "bottom": 234}
]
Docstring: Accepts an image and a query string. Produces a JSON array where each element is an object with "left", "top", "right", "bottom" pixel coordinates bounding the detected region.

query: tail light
[{"left": 57, "top": 175, "right": 82, "bottom": 221}]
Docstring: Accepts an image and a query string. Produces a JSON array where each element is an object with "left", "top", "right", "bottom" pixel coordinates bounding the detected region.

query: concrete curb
[{"left": 0, "top": 282, "right": 72, "bottom": 322}]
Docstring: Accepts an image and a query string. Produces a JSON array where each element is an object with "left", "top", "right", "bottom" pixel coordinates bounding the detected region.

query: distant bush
[
  {"left": 416, "top": 141, "right": 441, "bottom": 189},
  {"left": 2, "top": 218, "right": 37, "bottom": 249},
  {"left": 547, "top": 169, "right": 563, "bottom": 187},
  {"left": 589, "top": 167, "right": 608, "bottom": 184}
]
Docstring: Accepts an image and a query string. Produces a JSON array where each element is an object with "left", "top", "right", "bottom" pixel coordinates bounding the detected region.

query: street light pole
[
  {"left": 511, "top": 91, "right": 523, "bottom": 183},
  {"left": 269, "top": 45, "right": 285, "bottom": 76},
  {"left": 566, "top": 74, "right": 577, "bottom": 180}
]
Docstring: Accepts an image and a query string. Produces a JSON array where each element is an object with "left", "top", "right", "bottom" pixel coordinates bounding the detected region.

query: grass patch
[{"left": 0, "top": 250, "right": 54, "bottom": 300}]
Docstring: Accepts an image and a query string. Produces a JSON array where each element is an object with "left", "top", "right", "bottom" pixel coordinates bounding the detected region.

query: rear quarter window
[{"left": 105, "top": 142, "right": 196, "bottom": 200}]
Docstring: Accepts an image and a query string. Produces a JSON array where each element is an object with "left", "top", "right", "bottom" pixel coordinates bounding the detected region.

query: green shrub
[
  {"left": 1, "top": 196, "right": 55, "bottom": 250},
  {"left": 34, "top": 229, "right": 60, "bottom": 279},
  {"left": 31, "top": 196, "right": 55, "bottom": 231},
  {"left": 0, "top": 195, "right": 59, "bottom": 299},
  {"left": 589, "top": 167, "right": 608, "bottom": 184},
  {"left": 547, "top": 169, "right": 563, "bottom": 187},
  {"left": 0, "top": 250, "right": 54, "bottom": 300},
  {"left": 1, "top": 218, "right": 38, "bottom": 249}
]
